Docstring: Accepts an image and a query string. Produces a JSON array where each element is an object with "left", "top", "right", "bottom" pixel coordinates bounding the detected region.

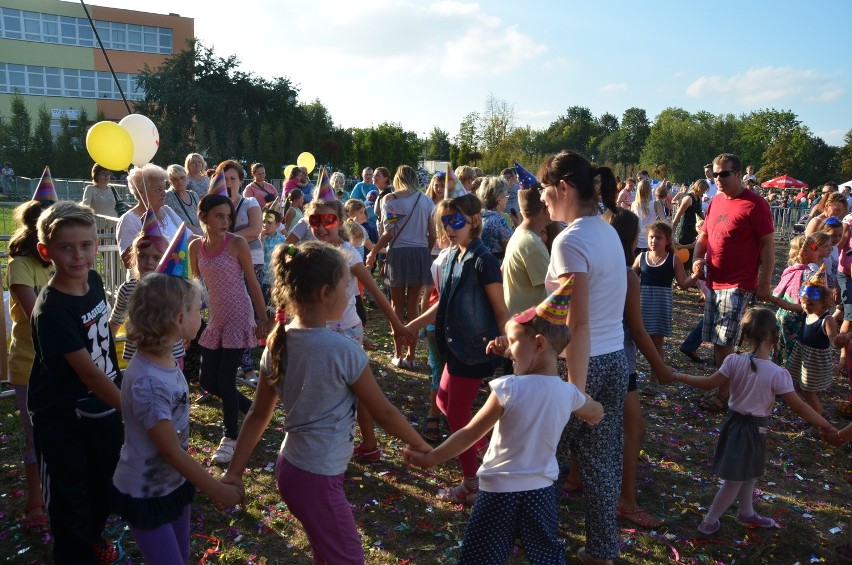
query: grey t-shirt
[
  {"left": 381, "top": 191, "right": 435, "bottom": 248},
  {"left": 260, "top": 327, "right": 369, "bottom": 475},
  {"left": 113, "top": 354, "right": 189, "bottom": 498}
]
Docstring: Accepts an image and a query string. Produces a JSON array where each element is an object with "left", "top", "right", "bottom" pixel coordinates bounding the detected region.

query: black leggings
[{"left": 200, "top": 347, "right": 253, "bottom": 439}]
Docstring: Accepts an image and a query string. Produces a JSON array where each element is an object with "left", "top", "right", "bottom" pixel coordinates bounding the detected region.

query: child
[
  {"left": 404, "top": 278, "right": 603, "bottom": 562},
  {"left": 672, "top": 306, "right": 837, "bottom": 536},
  {"left": 261, "top": 207, "right": 286, "bottom": 305},
  {"left": 281, "top": 188, "right": 304, "bottom": 235},
  {"left": 221, "top": 241, "right": 431, "bottom": 565},
  {"left": 188, "top": 194, "right": 270, "bottom": 465},
  {"left": 303, "top": 198, "right": 413, "bottom": 462},
  {"left": 6, "top": 200, "right": 52, "bottom": 534},
  {"left": 422, "top": 224, "right": 452, "bottom": 443},
  {"left": 112, "top": 274, "right": 243, "bottom": 563},
  {"left": 771, "top": 235, "right": 818, "bottom": 366},
  {"left": 786, "top": 268, "right": 840, "bottom": 424},
  {"left": 406, "top": 193, "right": 510, "bottom": 504},
  {"left": 110, "top": 232, "right": 187, "bottom": 368},
  {"left": 343, "top": 198, "right": 376, "bottom": 258},
  {"left": 28, "top": 202, "right": 124, "bottom": 563},
  {"left": 632, "top": 221, "right": 696, "bottom": 382}
]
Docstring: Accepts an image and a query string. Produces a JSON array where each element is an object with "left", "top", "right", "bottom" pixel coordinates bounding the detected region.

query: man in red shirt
[{"left": 692, "top": 154, "right": 775, "bottom": 382}]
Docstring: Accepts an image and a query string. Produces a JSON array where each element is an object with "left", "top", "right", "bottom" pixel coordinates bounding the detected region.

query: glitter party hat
[
  {"left": 156, "top": 223, "right": 191, "bottom": 278},
  {"left": 514, "top": 161, "right": 540, "bottom": 191}
]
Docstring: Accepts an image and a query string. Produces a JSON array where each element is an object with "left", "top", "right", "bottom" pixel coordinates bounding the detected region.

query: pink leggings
[{"left": 436, "top": 366, "right": 487, "bottom": 478}]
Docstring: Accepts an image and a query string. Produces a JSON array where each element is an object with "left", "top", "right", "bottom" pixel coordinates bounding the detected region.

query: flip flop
[
  {"left": 24, "top": 503, "right": 48, "bottom": 534},
  {"left": 617, "top": 505, "right": 662, "bottom": 528}
]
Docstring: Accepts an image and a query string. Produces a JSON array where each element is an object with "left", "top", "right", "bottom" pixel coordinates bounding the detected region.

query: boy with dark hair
[{"left": 29, "top": 201, "right": 123, "bottom": 564}]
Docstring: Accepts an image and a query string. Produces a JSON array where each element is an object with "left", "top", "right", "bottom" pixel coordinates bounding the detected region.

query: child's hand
[
  {"left": 485, "top": 335, "right": 509, "bottom": 357},
  {"left": 657, "top": 366, "right": 677, "bottom": 385},
  {"left": 820, "top": 425, "right": 843, "bottom": 447},
  {"left": 255, "top": 319, "right": 272, "bottom": 340},
  {"left": 393, "top": 324, "right": 416, "bottom": 346},
  {"left": 403, "top": 445, "right": 434, "bottom": 468},
  {"left": 212, "top": 482, "right": 244, "bottom": 510}
]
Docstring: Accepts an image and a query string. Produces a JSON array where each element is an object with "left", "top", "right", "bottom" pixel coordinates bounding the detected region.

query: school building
[{"left": 0, "top": 0, "right": 192, "bottom": 132}]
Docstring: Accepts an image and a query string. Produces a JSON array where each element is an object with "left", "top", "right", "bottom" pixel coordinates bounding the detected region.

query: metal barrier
[{"left": 770, "top": 206, "right": 810, "bottom": 241}]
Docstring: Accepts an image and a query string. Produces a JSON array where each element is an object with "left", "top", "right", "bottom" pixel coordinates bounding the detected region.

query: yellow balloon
[
  {"left": 283, "top": 164, "right": 296, "bottom": 179},
  {"left": 86, "top": 121, "right": 134, "bottom": 171},
  {"left": 296, "top": 152, "right": 316, "bottom": 174},
  {"left": 676, "top": 247, "right": 690, "bottom": 264}
]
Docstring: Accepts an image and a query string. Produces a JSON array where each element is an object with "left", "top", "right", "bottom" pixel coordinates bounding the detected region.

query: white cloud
[
  {"left": 815, "top": 129, "right": 845, "bottom": 145},
  {"left": 685, "top": 66, "right": 846, "bottom": 105},
  {"left": 599, "top": 82, "right": 627, "bottom": 94}
]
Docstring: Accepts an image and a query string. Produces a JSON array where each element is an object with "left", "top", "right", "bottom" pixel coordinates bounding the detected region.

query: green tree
[
  {"left": 542, "top": 106, "right": 600, "bottom": 156},
  {"left": 479, "top": 93, "right": 515, "bottom": 153},
  {"left": 349, "top": 122, "right": 422, "bottom": 176},
  {"left": 735, "top": 109, "right": 800, "bottom": 172},
  {"left": 55, "top": 115, "right": 77, "bottom": 177},
  {"left": 454, "top": 112, "right": 479, "bottom": 166},
  {"left": 640, "top": 107, "right": 712, "bottom": 182},
  {"left": 425, "top": 127, "right": 451, "bottom": 161},
  {"left": 620, "top": 107, "right": 650, "bottom": 166},
  {"left": 836, "top": 129, "right": 852, "bottom": 180},
  {"left": 6, "top": 92, "right": 32, "bottom": 175},
  {"left": 31, "top": 105, "right": 54, "bottom": 170}
]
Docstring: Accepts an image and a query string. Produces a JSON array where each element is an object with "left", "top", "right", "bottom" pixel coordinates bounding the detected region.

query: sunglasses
[
  {"left": 798, "top": 285, "right": 824, "bottom": 300},
  {"left": 308, "top": 213, "right": 339, "bottom": 229},
  {"left": 441, "top": 212, "right": 468, "bottom": 230},
  {"left": 712, "top": 170, "right": 737, "bottom": 179}
]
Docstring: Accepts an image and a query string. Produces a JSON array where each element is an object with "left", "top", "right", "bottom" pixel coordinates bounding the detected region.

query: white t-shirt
[
  {"left": 233, "top": 196, "right": 263, "bottom": 264},
  {"left": 327, "top": 241, "right": 363, "bottom": 332},
  {"left": 634, "top": 203, "right": 659, "bottom": 248},
  {"left": 546, "top": 215, "right": 626, "bottom": 356},
  {"left": 478, "top": 374, "right": 586, "bottom": 492},
  {"left": 116, "top": 205, "right": 183, "bottom": 256}
]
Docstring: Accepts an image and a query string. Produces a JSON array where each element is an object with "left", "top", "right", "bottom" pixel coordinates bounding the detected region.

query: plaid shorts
[{"left": 702, "top": 287, "right": 755, "bottom": 347}]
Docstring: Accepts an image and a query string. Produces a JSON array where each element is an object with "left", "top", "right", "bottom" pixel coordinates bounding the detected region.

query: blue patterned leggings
[{"left": 563, "top": 349, "right": 628, "bottom": 560}]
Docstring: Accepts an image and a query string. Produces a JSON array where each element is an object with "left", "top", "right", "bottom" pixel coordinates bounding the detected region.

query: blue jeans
[{"left": 681, "top": 318, "right": 704, "bottom": 352}]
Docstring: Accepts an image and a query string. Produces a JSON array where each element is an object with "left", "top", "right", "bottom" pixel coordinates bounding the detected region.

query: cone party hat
[
  {"left": 513, "top": 274, "right": 575, "bottom": 325},
  {"left": 32, "top": 166, "right": 58, "bottom": 203},
  {"left": 209, "top": 172, "right": 228, "bottom": 197},
  {"left": 142, "top": 208, "right": 162, "bottom": 238},
  {"left": 316, "top": 167, "right": 334, "bottom": 201},
  {"left": 514, "top": 161, "right": 540, "bottom": 191},
  {"left": 156, "top": 223, "right": 191, "bottom": 278}
]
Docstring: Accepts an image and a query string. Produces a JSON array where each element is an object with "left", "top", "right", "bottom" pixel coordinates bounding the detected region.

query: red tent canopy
[{"left": 761, "top": 175, "right": 809, "bottom": 189}]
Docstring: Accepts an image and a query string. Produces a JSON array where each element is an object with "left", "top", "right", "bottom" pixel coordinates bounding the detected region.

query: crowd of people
[{"left": 5, "top": 150, "right": 852, "bottom": 564}]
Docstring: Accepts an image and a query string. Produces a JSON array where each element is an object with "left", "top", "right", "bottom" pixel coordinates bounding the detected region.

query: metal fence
[{"left": 769, "top": 206, "right": 809, "bottom": 240}]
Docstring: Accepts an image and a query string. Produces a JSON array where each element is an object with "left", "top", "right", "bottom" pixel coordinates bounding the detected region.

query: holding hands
[{"left": 212, "top": 474, "right": 245, "bottom": 510}]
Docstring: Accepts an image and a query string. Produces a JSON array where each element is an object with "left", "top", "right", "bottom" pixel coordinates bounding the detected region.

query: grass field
[{"left": 0, "top": 240, "right": 850, "bottom": 564}]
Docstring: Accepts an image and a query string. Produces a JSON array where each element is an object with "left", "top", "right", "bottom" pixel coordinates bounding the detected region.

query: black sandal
[
  {"left": 423, "top": 416, "right": 441, "bottom": 442},
  {"left": 698, "top": 391, "right": 728, "bottom": 412}
]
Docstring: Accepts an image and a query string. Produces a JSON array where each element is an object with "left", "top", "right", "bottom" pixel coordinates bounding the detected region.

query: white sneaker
[{"left": 212, "top": 437, "right": 236, "bottom": 464}]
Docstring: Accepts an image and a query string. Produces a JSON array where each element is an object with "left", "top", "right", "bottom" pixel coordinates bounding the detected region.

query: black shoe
[{"left": 679, "top": 347, "right": 704, "bottom": 363}]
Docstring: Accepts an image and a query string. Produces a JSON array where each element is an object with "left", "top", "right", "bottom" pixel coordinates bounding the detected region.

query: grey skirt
[
  {"left": 713, "top": 411, "right": 768, "bottom": 481},
  {"left": 386, "top": 246, "right": 432, "bottom": 288}
]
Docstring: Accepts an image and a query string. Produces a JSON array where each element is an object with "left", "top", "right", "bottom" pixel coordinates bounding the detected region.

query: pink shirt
[
  {"left": 720, "top": 353, "right": 794, "bottom": 417},
  {"left": 244, "top": 181, "right": 278, "bottom": 204}
]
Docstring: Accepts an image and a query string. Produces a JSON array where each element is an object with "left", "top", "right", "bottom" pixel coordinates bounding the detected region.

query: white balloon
[{"left": 119, "top": 114, "right": 159, "bottom": 167}]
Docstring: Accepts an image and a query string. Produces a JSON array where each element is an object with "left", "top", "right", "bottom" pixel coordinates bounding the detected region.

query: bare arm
[
  {"left": 149, "top": 420, "right": 243, "bottom": 507},
  {"left": 780, "top": 391, "right": 836, "bottom": 431},
  {"left": 406, "top": 301, "right": 439, "bottom": 333},
  {"left": 10, "top": 284, "right": 38, "bottom": 321},
  {"left": 573, "top": 392, "right": 604, "bottom": 424},
  {"left": 351, "top": 263, "right": 409, "bottom": 339},
  {"left": 670, "top": 195, "right": 691, "bottom": 237},
  {"left": 234, "top": 204, "right": 262, "bottom": 241},
  {"left": 63, "top": 349, "right": 121, "bottom": 409},
  {"left": 692, "top": 231, "right": 708, "bottom": 277},
  {"left": 673, "top": 255, "right": 696, "bottom": 289},
  {"left": 350, "top": 364, "right": 432, "bottom": 453},
  {"left": 561, "top": 272, "right": 590, "bottom": 392},
  {"left": 405, "top": 392, "right": 503, "bottom": 468},
  {"left": 483, "top": 281, "right": 510, "bottom": 333},
  {"left": 229, "top": 236, "right": 269, "bottom": 332},
  {"left": 365, "top": 230, "right": 393, "bottom": 269},
  {"left": 673, "top": 369, "right": 728, "bottom": 390}
]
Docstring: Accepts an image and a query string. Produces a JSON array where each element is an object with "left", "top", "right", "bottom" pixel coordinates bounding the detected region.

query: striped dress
[
  {"left": 788, "top": 311, "right": 834, "bottom": 392},
  {"left": 638, "top": 251, "right": 674, "bottom": 336}
]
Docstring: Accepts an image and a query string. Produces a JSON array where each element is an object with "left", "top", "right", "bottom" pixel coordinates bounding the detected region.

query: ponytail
[{"left": 597, "top": 166, "right": 618, "bottom": 214}]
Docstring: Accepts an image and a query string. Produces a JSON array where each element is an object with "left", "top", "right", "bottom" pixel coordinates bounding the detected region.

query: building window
[
  {"left": 0, "top": 63, "right": 144, "bottom": 101},
  {"left": 0, "top": 8, "right": 173, "bottom": 54}
]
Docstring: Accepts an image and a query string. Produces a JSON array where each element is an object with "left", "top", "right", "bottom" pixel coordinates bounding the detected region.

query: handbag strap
[
  {"left": 386, "top": 192, "right": 422, "bottom": 249},
  {"left": 109, "top": 185, "right": 121, "bottom": 202}
]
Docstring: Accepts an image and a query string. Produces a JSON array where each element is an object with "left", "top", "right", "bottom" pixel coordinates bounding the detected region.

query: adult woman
[
  {"left": 671, "top": 179, "right": 708, "bottom": 254},
  {"left": 476, "top": 176, "right": 513, "bottom": 260},
  {"left": 244, "top": 163, "right": 278, "bottom": 205},
  {"left": 631, "top": 179, "right": 662, "bottom": 253},
  {"left": 185, "top": 153, "right": 209, "bottom": 197},
  {"left": 164, "top": 164, "right": 202, "bottom": 235},
  {"left": 366, "top": 165, "right": 436, "bottom": 368},
  {"left": 539, "top": 150, "right": 626, "bottom": 565},
  {"left": 81, "top": 164, "right": 119, "bottom": 221},
  {"left": 116, "top": 164, "right": 183, "bottom": 267},
  {"left": 805, "top": 192, "right": 847, "bottom": 235}
]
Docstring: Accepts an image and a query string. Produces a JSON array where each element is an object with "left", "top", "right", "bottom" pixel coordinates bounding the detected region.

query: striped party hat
[
  {"left": 142, "top": 207, "right": 162, "bottom": 238},
  {"left": 209, "top": 172, "right": 228, "bottom": 197},
  {"left": 32, "top": 166, "right": 58, "bottom": 203},
  {"left": 316, "top": 167, "right": 334, "bottom": 201},
  {"left": 513, "top": 275, "right": 575, "bottom": 325},
  {"left": 156, "top": 223, "right": 191, "bottom": 278}
]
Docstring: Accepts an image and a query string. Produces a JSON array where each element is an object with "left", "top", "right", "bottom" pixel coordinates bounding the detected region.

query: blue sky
[{"left": 93, "top": 0, "right": 851, "bottom": 146}]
